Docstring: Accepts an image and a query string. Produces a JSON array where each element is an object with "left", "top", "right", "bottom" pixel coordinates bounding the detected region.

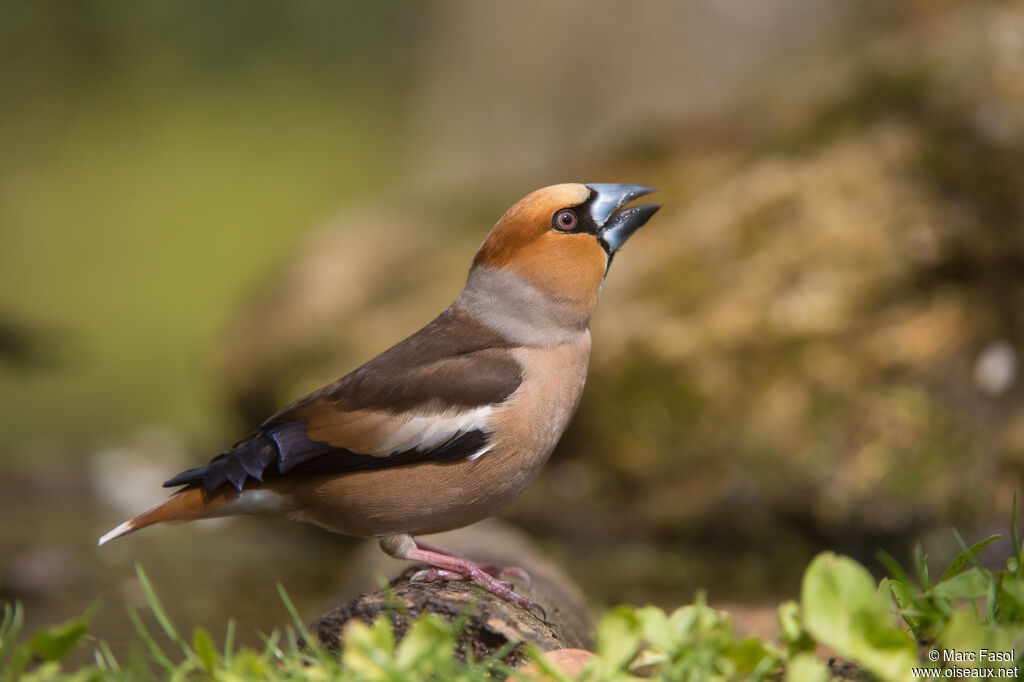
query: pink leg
[
  {"left": 404, "top": 543, "right": 543, "bottom": 617},
  {"left": 489, "top": 565, "right": 531, "bottom": 583},
  {"left": 413, "top": 540, "right": 468, "bottom": 559},
  {"left": 412, "top": 541, "right": 531, "bottom": 584}
]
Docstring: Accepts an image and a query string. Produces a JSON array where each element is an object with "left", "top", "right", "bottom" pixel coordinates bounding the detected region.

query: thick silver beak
[{"left": 586, "top": 183, "right": 661, "bottom": 253}]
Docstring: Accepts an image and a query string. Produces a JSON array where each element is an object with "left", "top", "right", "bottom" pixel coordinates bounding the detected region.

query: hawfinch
[{"left": 99, "top": 183, "right": 660, "bottom": 610}]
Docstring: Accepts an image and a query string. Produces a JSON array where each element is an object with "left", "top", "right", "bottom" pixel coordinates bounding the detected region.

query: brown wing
[{"left": 164, "top": 307, "right": 522, "bottom": 492}]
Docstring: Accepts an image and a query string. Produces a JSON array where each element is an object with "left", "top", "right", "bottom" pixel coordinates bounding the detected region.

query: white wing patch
[
  {"left": 376, "top": 405, "right": 495, "bottom": 458},
  {"left": 303, "top": 405, "right": 496, "bottom": 461}
]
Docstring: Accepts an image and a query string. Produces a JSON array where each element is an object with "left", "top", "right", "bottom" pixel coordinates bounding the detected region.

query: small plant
[
  {"left": 0, "top": 595, "right": 95, "bottom": 682},
  {"left": 2, "top": 509, "right": 1024, "bottom": 681},
  {"left": 1, "top": 566, "right": 512, "bottom": 681},
  {"left": 874, "top": 498, "right": 1024, "bottom": 676},
  {"left": 577, "top": 595, "right": 783, "bottom": 681}
]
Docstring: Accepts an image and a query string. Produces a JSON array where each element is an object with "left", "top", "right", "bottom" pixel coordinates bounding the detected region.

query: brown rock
[
  {"left": 516, "top": 648, "right": 597, "bottom": 678},
  {"left": 312, "top": 520, "right": 592, "bottom": 667}
]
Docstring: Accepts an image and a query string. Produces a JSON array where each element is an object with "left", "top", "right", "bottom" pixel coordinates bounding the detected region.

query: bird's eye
[{"left": 553, "top": 209, "right": 577, "bottom": 231}]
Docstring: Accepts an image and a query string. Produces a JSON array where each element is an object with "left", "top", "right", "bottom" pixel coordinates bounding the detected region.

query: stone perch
[{"left": 310, "top": 520, "right": 592, "bottom": 668}]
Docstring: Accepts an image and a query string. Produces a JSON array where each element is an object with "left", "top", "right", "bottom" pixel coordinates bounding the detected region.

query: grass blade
[
  {"left": 986, "top": 575, "right": 998, "bottom": 623},
  {"left": 127, "top": 606, "right": 176, "bottom": 673},
  {"left": 0, "top": 600, "right": 25, "bottom": 665},
  {"left": 1013, "top": 494, "right": 1022, "bottom": 577},
  {"left": 876, "top": 550, "right": 916, "bottom": 591},
  {"left": 914, "top": 545, "right": 932, "bottom": 591},
  {"left": 98, "top": 640, "right": 121, "bottom": 674},
  {"left": 276, "top": 582, "right": 313, "bottom": 651},
  {"left": 223, "top": 618, "right": 236, "bottom": 665},
  {"left": 259, "top": 631, "right": 284, "bottom": 665},
  {"left": 940, "top": 533, "right": 1000, "bottom": 582},
  {"left": 134, "top": 564, "right": 193, "bottom": 661}
]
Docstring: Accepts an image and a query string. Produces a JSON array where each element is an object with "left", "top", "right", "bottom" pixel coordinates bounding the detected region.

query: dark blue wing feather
[{"left": 163, "top": 422, "right": 490, "bottom": 493}]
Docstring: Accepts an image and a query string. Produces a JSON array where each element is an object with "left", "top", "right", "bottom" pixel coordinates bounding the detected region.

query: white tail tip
[{"left": 97, "top": 520, "right": 136, "bottom": 546}]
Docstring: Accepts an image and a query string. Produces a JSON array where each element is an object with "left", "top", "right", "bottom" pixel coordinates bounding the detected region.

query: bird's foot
[
  {"left": 481, "top": 563, "right": 532, "bottom": 585},
  {"left": 410, "top": 567, "right": 485, "bottom": 584},
  {"left": 405, "top": 544, "right": 545, "bottom": 618},
  {"left": 413, "top": 541, "right": 533, "bottom": 585},
  {"left": 410, "top": 565, "right": 529, "bottom": 588}
]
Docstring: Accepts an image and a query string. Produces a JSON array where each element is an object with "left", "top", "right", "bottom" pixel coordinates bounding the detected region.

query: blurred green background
[
  {"left": 0, "top": 1, "right": 419, "bottom": 446},
  {"left": 3, "top": 0, "right": 1024, "bottom": 661}
]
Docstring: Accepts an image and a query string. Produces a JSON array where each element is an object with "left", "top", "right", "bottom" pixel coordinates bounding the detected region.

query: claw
[
  {"left": 410, "top": 567, "right": 465, "bottom": 583},
  {"left": 497, "top": 566, "right": 531, "bottom": 586},
  {"left": 522, "top": 599, "right": 546, "bottom": 621},
  {"left": 478, "top": 562, "right": 530, "bottom": 583},
  {"left": 397, "top": 541, "right": 546, "bottom": 620}
]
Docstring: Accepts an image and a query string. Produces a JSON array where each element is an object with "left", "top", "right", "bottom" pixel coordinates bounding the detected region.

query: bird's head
[{"left": 459, "top": 183, "right": 660, "bottom": 344}]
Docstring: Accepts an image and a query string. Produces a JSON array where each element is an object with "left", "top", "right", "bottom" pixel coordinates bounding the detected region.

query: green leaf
[
  {"left": 636, "top": 605, "right": 674, "bottom": 653},
  {"left": 778, "top": 600, "right": 814, "bottom": 655},
  {"left": 396, "top": 614, "right": 451, "bottom": 672},
  {"left": 95, "top": 640, "right": 120, "bottom": 674},
  {"left": 914, "top": 545, "right": 932, "bottom": 591},
  {"left": 941, "top": 535, "right": 1000, "bottom": 583},
  {"left": 231, "top": 648, "right": 271, "bottom": 678},
  {"left": 930, "top": 567, "right": 991, "bottom": 601},
  {"left": 785, "top": 652, "right": 830, "bottom": 682},
  {"left": 276, "top": 582, "right": 313, "bottom": 650},
  {"left": 888, "top": 579, "right": 914, "bottom": 610},
  {"left": 888, "top": 579, "right": 920, "bottom": 631},
  {"left": 935, "top": 608, "right": 1024, "bottom": 661},
  {"left": 0, "top": 600, "right": 26, "bottom": 668},
  {"left": 986, "top": 570, "right": 999, "bottom": 623},
  {"left": 1012, "top": 494, "right": 1022, "bottom": 576},
  {"left": 728, "top": 636, "right": 779, "bottom": 675},
  {"left": 801, "top": 552, "right": 917, "bottom": 682},
  {"left": 29, "top": 604, "right": 95, "bottom": 662},
  {"left": 876, "top": 550, "right": 916, "bottom": 591},
  {"left": 223, "top": 618, "right": 236, "bottom": 665},
  {"left": 778, "top": 601, "right": 801, "bottom": 644},
  {"left": 341, "top": 619, "right": 391, "bottom": 679},
  {"left": 999, "top": 575, "right": 1024, "bottom": 617},
  {"left": 595, "top": 606, "right": 642, "bottom": 673},
  {"left": 370, "top": 615, "right": 396, "bottom": 653},
  {"left": 192, "top": 626, "right": 218, "bottom": 672},
  {"left": 127, "top": 605, "right": 176, "bottom": 674}
]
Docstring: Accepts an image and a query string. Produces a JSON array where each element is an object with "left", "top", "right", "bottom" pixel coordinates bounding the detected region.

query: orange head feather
[{"left": 471, "top": 183, "right": 659, "bottom": 316}]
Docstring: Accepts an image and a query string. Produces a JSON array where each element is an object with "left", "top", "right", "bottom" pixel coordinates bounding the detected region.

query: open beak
[{"left": 586, "top": 183, "right": 661, "bottom": 254}]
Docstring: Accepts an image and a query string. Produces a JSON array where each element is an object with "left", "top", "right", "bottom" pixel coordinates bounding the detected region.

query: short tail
[{"left": 97, "top": 486, "right": 238, "bottom": 546}]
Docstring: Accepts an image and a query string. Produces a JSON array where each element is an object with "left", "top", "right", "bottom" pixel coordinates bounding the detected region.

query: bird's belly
[
  {"left": 292, "top": 457, "right": 533, "bottom": 537},
  {"left": 287, "top": 335, "right": 591, "bottom": 538}
]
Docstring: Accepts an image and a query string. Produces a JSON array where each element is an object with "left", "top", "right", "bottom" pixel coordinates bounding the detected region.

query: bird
[{"left": 98, "top": 182, "right": 660, "bottom": 611}]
